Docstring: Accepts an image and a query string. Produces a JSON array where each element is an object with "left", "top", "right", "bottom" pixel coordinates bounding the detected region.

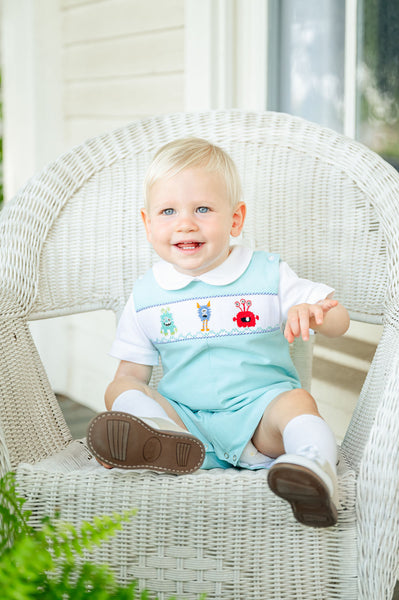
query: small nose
[{"left": 176, "top": 212, "right": 198, "bottom": 232}]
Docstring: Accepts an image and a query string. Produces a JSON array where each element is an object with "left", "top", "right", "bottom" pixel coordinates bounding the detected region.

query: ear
[
  {"left": 141, "top": 208, "right": 152, "bottom": 242},
  {"left": 230, "top": 201, "right": 246, "bottom": 238}
]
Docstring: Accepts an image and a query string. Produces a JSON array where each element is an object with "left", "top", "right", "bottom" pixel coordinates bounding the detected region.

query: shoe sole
[
  {"left": 87, "top": 412, "right": 205, "bottom": 474},
  {"left": 267, "top": 462, "right": 338, "bottom": 528}
]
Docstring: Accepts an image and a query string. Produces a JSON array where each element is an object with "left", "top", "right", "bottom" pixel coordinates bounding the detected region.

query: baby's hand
[{"left": 284, "top": 298, "right": 339, "bottom": 343}]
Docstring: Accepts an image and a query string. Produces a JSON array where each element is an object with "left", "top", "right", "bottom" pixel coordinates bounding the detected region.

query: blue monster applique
[
  {"left": 197, "top": 301, "right": 211, "bottom": 332},
  {"left": 160, "top": 307, "right": 177, "bottom": 336}
]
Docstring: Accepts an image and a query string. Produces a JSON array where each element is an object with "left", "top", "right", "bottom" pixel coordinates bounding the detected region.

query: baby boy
[{"left": 87, "top": 137, "right": 350, "bottom": 528}]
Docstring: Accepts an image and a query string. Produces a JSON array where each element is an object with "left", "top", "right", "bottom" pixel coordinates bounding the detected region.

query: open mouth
[{"left": 174, "top": 242, "right": 204, "bottom": 252}]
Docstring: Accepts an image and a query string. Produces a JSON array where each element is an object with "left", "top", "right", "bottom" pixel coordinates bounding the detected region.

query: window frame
[{"left": 184, "top": 0, "right": 358, "bottom": 137}]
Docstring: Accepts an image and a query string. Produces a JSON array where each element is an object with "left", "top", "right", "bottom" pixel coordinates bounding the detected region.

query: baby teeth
[{"left": 178, "top": 243, "right": 200, "bottom": 250}]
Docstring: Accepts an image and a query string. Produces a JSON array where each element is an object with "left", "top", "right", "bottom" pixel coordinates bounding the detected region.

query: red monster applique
[{"left": 233, "top": 299, "right": 259, "bottom": 328}]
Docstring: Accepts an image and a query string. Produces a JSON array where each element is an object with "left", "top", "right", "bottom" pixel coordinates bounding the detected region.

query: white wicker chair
[{"left": 1, "top": 110, "right": 398, "bottom": 599}]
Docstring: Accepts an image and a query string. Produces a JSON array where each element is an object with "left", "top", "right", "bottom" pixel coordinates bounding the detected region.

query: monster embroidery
[
  {"left": 160, "top": 307, "right": 177, "bottom": 336},
  {"left": 197, "top": 301, "right": 211, "bottom": 332},
  {"left": 233, "top": 299, "right": 259, "bottom": 328}
]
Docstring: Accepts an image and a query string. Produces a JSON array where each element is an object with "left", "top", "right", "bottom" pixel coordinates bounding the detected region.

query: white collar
[{"left": 152, "top": 245, "right": 253, "bottom": 290}]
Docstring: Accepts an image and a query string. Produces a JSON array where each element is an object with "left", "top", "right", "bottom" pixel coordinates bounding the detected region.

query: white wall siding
[
  {"left": 62, "top": 0, "right": 184, "bottom": 41},
  {"left": 64, "top": 30, "right": 184, "bottom": 79},
  {"left": 61, "top": 0, "right": 185, "bottom": 145},
  {"left": 28, "top": 0, "right": 186, "bottom": 413},
  {"left": 2, "top": 0, "right": 64, "bottom": 201}
]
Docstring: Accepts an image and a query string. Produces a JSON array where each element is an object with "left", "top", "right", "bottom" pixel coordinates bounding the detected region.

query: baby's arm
[
  {"left": 284, "top": 297, "right": 350, "bottom": 343},
  {"left": 104, "top": 360, "right": 153, "bottom": 410}
]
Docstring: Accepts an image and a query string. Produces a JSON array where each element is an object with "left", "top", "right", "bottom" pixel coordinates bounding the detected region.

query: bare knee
[
  {"left": 271, "top": 389, "right": 320, "bottom": 429},
  {"left": 252, "top": 388, "right": 320, "bottom": 457}
]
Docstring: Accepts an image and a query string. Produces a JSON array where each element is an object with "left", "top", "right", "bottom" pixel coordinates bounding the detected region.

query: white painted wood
[
  {"left": 64, "top": 74, "right": 184, "bottom": 118},
  {"left": 185, "top": 0, "right": 269, "bottom": 111},
  {"left": 62, "top": 0, "right": 184, "bottom": 44},
  {"left": 2, "top": 0, "right": 68, "bottom": 400},
  {"left": 313, "top": 321, "right": 381, "bottom": 442},
  {"left": 315, "top": 345, "right": 371, "bottom": 375},
  {"left": 235, "top": 0, "right": 268, "bottom": 110},
  {"left": 62, "top": 0, "right": 98, "bottom": 7},
  {"left": 64, "top": 29, "right": 184, "bottom": 80},
  {"left": 345, "top": 320, "right": 382, "bottom": 344},
  {"left": 64, "top": 118, "right": 135, "bottom": 147},
  {"left": 184, "top": 0, "right": 213, "bottom": 109},
  {"left": 62, "top": 1, "right": 185, "bottom": 148},
  {"left": 313, "top": 377, "right": 359, "bottom": 443},
  {"left": 344, "top": 0, "right": 358, "bottom": 138},
  {"left": 2, "top": 0, "right": 63, "bottom": 201},
  {"left": 184, "top": 0, "right": 236, "bottom": 110},
  {"left": 30, "top": 312, "right": 119, "bottom": 413}
]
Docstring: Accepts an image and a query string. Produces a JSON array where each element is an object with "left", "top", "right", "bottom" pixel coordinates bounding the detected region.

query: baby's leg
[
  {"left": 253, "top": 389, "right": 338, "bottom": 528},
  {"left": 105, "top": 377, "right": 188, "bottom": 430},
  {"left": 87, "top": 382, "right": 204, "bottom": 473},
  {"left": 252, "top": 388, "right": 321, "bottom": 458}
]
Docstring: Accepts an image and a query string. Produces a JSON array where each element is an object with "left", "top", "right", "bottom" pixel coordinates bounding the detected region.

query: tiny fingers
[
  {"left": 285, "top": 299, "right": 341, "bottom": 343},
  {"left": 285, "top": 305, "right": 312, "bottom": 342},
  {"left": 317, "top": 298, "right": 338, "bottom": 311},
  {"left": 311, "top": 303, "right": 325, "bottom": 326},
  {"left": 284, "top": 321, "right": 295, "bottom": 344},
  {"left": 298, "top": 307, "right": 310, "bottom": 341}
]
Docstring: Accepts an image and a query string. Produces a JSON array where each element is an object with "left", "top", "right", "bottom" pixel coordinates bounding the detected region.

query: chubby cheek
[
  {"left": 148, "top": 219, "right": 171, "bottom": 246},
  {"left": 213, "top": 222, "right": 232, "bottom": 244},
  {"left": 144, "top": 222, "right": 154, "bottom": 244}
]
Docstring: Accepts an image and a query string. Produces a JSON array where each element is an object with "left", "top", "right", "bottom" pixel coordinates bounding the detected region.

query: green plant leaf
[{"left": 0, "top": 473, "right": 204, "bottom": 600}]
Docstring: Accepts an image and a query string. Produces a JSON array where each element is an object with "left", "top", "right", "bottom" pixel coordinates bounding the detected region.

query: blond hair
[{"left": 143, "top": 137, "right": 242, "bottom": 209}]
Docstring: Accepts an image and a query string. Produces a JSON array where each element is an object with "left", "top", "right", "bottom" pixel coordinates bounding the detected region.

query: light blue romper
[{"left": 133, "top": 251, "right": 301, "bottom": 469}]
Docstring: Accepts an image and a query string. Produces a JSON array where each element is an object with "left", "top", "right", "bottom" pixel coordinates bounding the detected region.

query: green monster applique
[{"left": 160, "top": 307, "right": 177, "bottom": 336}]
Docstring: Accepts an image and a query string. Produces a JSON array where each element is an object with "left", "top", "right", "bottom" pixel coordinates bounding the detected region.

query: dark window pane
[{"left": 357, "top": 0, "right": 399, "bottom": 167}]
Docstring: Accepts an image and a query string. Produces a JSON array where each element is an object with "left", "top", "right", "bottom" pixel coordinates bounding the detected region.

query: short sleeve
[
  {"left": 110, "top": 293, "right": 159, "bottom": 366},
  {"left": 279, "top": 261, "right": 335, "bottom": 322}
]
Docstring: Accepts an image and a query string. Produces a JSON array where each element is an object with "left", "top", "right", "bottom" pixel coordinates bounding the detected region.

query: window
[
  {"left": 267, "top": 0, "right": 346, "bottom": 133},
  {"left": 267, "top": 0, "right": 399, "bottom": 167},
  {"left": 357, "top": 0, "right": 399, "bottom": 168},
  {"left": 185, "top": 0, "right": 399, "bottom": 166}
]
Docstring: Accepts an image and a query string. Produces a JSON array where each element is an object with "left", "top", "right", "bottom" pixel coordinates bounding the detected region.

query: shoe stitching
[
  {"left": 268, "top": 464, "right": 337, "bottom": 526},
  {"left": 88, "top": 412, "right": 205, "bottom": 472}
]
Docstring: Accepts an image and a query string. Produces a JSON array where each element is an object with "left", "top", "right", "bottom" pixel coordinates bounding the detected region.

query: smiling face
[{"left": 141, "top": 167, "right": 246, "bottom": 276}]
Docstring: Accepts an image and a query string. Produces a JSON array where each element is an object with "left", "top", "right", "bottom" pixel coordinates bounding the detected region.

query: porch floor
[{"left": 57, "top": 394, "right": 96, "bottom": 439}]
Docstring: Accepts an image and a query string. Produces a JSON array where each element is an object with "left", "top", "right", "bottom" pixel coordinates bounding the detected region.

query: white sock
[
  {"left": 112, "top": 390, "right": 175, "bottom": 424},
  {"left": 282, "top": 414, "right": 337, "bottom": 473}
]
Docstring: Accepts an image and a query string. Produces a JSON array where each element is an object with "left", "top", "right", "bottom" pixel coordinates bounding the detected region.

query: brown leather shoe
[
  {"left": 267, "top": 453, "right": 338, "bottom": 528},
  {"left": 87, "top": 411, "right": 205, "bottom": 474}
]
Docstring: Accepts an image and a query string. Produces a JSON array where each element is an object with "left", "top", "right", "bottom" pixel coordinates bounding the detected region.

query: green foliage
[{"left": 0, "top": 472, "right": 204, "bottom": 600}]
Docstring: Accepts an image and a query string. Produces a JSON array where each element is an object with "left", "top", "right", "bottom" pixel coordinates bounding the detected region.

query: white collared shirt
[
  {"left": 152, "top": 245, "right": 253, "bottom": 290},
  {"left": 110, "top": 245, "right": 334, "bottom": 365}
]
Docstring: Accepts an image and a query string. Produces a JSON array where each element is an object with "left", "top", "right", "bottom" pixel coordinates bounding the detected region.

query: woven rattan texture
[
  {"left": 17, "top": 443, "right": 357, "bottom": 600},
  {"left": 1, "top": 110, "right": 399, "bottom": 598}
]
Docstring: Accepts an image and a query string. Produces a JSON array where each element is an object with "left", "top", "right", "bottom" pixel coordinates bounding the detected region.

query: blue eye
[
  {"left": 197, "top": 206, "right": 209, "bottom": 213},
  {"left": 162, "top": 208, "right": 175, "bottom": 216}
]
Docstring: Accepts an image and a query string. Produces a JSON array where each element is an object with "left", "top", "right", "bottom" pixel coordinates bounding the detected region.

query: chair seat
[{"left": 16, "top": 441, "right": 358, "bottom": 600}]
